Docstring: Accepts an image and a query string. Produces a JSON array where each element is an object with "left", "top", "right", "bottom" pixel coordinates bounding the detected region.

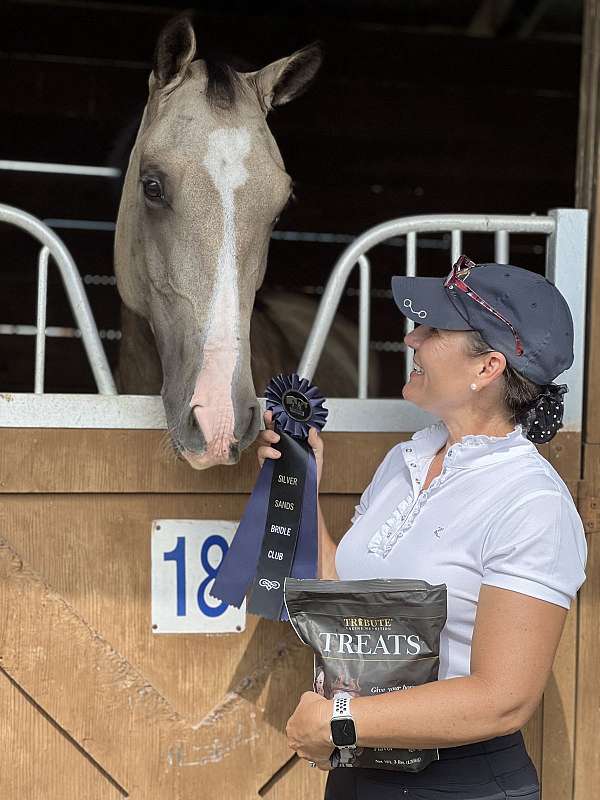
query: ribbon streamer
[{"left": 210, "top": 373, "right": 328, "bottom": 621}]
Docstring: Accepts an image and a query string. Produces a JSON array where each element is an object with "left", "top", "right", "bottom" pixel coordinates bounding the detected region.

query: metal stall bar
[
  {"left": 451, "top": 230, "right": 462, "bottom": 265},
  {"left": 299, "top": 213, "right": 555, "bottom": 384},
  {"left": 35, "top": 248, "right": 50, "bottom": 394},
  {"left": 357, "top": 255, "right": 371, "bottom": 399},
  {"left": 297, "top": 211, "right": 595, "bottom": 429},
  {"left": 0, "top": 160, "right": 121, "bottom": 178},
  {"left": 495, "top": 230, "right": 510, "bottom": 264},
  {"left": 545, "top": 208, "right": 588, "bottom": 437},
  {"left": 0, "top": 204, "right": 117, "bottom": 395},
  {"left": 404, "top": 231, "right": 417, "bottom": 386}
]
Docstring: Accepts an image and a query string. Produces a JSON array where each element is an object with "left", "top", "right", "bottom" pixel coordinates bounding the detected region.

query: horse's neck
[
  {"left": 116, "top": 291, "right": 370, "bottom": 398},
  {"left": 115, "top": 303, "right": 163, "bottom": 394}
]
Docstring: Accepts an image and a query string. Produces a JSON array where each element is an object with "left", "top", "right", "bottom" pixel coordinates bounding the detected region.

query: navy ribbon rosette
[{"left": 210, "top": 373, "right": 328, "bottom": 621}]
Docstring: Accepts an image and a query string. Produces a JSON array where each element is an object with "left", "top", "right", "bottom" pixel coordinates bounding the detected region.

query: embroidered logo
[
  {"left": 433, "top": 526, "right": 445, "bottom": 539},
  {"left": 403, "top": 298, "right": 427, "bottom": 319},
  {"left": 259, "top": 578, "right": 281, "bottom": 591}
]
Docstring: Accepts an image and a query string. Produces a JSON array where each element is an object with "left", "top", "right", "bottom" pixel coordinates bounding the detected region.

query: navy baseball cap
[{"left": 391, "top": 255, "right": 574, "bottom": 385}]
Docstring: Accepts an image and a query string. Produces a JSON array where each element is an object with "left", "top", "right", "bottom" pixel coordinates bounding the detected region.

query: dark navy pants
[{"left": 324, "top": 731, "right": 539, "bottom": 800}]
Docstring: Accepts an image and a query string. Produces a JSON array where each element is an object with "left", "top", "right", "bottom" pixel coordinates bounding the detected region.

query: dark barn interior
[{"left": 1, "top": 0, "right": 583, "bottom": 397}]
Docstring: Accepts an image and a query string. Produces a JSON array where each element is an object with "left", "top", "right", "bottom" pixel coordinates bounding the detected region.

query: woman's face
[{"left": 402, "top": 325, "right": 482, "bottom": 416}]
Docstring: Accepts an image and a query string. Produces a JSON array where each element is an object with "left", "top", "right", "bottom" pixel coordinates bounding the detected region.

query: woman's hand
[
  {"left": 286, "top": 691, "right": 334, "bottom": 770},
  {"left": 257, "top": 411, "right": 324, "bottom": 488}
]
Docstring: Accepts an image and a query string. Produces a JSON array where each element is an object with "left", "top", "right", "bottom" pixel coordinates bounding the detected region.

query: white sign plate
[{"left": 151, "top": 519, "right": 246, "bottom": 634}]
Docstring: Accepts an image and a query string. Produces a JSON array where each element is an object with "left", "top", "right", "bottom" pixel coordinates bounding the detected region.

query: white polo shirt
[{"left": 335, "top": 421, "right": 587, "bottom": 680}]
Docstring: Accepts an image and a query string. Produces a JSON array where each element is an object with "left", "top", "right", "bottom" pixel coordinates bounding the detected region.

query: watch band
[
  {"left": 332, "top": 693, "right": 352, "bottom": 719},
  {"left": 330, "top": 691, "right": 357, "bottom": 761}
]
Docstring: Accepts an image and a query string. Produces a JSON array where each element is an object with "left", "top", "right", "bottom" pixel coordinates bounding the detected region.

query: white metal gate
[{"left": 0, "top": 203, "right": 588, "bottom": 432}]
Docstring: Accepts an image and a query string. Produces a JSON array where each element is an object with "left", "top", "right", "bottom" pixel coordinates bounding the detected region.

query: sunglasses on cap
[{"left": 444, "top": 255, "right": 525, "bottom": 357}]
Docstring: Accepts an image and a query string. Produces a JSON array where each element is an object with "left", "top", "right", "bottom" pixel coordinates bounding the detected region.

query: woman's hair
[{"left": 464, "top": 330, "right": 548, "bottom": 438}]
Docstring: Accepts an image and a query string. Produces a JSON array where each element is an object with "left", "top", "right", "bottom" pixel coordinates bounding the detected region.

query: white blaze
[
  {"left": 188, "top": 127, "right": 251, "bottom": 465},
  {"left": 203, "top": 127, "right": 251, "bottom": 349}
]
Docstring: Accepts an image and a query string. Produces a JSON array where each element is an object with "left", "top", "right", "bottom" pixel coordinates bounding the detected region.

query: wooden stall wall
[
  {"left": 0, "top": 428, "right": 582, "bottom": 799},
  {"left": 574, "top": 1, "right": 600, "bottom": 798}
]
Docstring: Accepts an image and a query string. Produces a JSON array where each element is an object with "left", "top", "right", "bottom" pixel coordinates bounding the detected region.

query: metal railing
[
  {"left": 0, "top": 204, "right": 588, "bottom": 432},
  {"left": 298, "top": 210, "right": 588, "bottom": 431},
  {"left": 0, "top": 203, "right": 117, "bottom": 394}
]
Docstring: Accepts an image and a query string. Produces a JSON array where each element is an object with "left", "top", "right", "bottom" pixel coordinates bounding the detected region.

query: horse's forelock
[{"left": 204, "top": 60, "right": 244, "bottom": 110}]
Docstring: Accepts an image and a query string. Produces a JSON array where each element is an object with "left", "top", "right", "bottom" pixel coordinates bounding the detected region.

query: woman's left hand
[{"left": 286, "top": 692, "right": 335, "bottom": 770}]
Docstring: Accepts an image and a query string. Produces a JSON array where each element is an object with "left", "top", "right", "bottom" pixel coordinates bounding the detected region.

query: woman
[{"left": 258, "top": 256, "right": 587, "bottom": 800}]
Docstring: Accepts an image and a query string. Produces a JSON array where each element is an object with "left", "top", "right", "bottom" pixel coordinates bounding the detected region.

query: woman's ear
[
  {"left": 152, "top": 13, "right": 196, "bottom": 92},
  {"left": 248, "top": 42, "right": 323, "bottom": 113}
]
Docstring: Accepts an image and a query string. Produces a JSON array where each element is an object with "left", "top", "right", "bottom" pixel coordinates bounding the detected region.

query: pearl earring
[{"left": 470, "top": 383, "right": 477, "bottom": 391}]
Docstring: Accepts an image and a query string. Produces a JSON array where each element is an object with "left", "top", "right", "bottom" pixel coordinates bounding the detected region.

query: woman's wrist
[{"left": 318, "top": 698, "right": 333, "bottom": 747}]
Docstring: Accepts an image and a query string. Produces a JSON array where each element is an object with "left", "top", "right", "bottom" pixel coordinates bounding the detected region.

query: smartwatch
[{"left": 330, "top": 692, "right": 357, "bottom": 762}]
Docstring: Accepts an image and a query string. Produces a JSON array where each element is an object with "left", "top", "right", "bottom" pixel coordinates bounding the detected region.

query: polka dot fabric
[{"left": 523, "top": 383, "right": 568, "bottom": 444}]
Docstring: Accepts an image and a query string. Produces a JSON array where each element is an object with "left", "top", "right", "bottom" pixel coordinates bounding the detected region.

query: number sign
[{"left": 151, "top": 519, "right": 245, "bottom": 633}]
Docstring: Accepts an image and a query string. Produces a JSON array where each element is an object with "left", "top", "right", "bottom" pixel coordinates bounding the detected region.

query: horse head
[{"left": 115, "top": 15, "right": 321, "bottom": 469}]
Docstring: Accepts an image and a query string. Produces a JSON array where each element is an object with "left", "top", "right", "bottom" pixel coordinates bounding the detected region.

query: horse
[{"left": 115, "top": 14, "right": 373, "bottom": 470}]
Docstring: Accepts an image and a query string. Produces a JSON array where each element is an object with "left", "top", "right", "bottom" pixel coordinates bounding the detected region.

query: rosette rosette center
[{"left": 266, "top": 373, "right": 328, "bottom": 439}]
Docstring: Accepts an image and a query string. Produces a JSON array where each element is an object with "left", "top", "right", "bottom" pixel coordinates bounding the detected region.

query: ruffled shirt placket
[
  {"left": 368, "top": 443, "right": 452, "bottom": 558},
  {"left": 366, "top": 422, "right": 525, "bottom": 559}
]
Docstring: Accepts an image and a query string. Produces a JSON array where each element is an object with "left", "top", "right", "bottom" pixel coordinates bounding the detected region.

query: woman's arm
[
  {"left": 287, "top": 585, "right": 568, "bottom": 756},
  {"left": 350, "top": 586, "right": 567, "bottom": 747}
]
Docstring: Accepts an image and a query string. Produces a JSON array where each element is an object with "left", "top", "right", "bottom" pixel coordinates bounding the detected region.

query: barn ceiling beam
[
  {"left": 513, "top": 0, "right": 554, "bottom": 39},
  {"left": 468, "top": 0, "right": 556, "bottom": 39},
  {"left": 468, "top": 0, "right": 517, "bottom": 36}
]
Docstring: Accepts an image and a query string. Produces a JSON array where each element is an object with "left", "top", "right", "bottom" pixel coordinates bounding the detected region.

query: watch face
[{"left": 331, "top": 718, "right": 357, "bottom": 747}]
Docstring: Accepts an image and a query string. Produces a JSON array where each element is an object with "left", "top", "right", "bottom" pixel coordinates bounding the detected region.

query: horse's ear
[
  {"left": 152, "top": 13, "right": 196, "bottom": 91},
  {"left": 252, "top": 42, "right": 323, "bottom": 111}
]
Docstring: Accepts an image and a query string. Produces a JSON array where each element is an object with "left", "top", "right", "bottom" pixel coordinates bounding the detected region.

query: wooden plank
[
  {"left": 576, "top": 0, "right": 600, "bottom": 444},
  {"left": 0, "top": 492, "right": 357, "bottom": 719},
  {"left": 574, "top": 442, "right": 600, "bottom": 799},
  {"left": 0, "top": 429, "right": 402, "bottom": 494},
  {"left": 261, "top": 755, "right": 327, "bottom": 799},
  {"left": 0, "top": 535, "right": 334, "bottom": 798},
  {"left": 0, "top": 428, "right": 579, "bottom": 495},
  {"left": 577, "top": 9, "right": 600, "bottom": 781},
  {"left": 523, "top": 707, "right": 543, "bottom": 780},
  {"left": 541, "top": 600, "right": 578, "bottom": 800},
  {"left": 573, "top": 533, "right": 600, "bottom": 800},
  {"left": 537, "top": 432, "right": 581, "bottom": 799},
  {"left": 0, "top": 668, "right": 124, "bottom": 800}
]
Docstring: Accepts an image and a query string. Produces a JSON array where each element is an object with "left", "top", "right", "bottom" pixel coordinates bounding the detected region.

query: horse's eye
[{"left": 142, "top": 177, "right": 164, "bottom": 201}]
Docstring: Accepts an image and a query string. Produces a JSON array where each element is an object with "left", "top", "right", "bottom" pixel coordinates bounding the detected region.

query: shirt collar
[{"left": 405, "top": 420, "right": 535, "bottom": 470}]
